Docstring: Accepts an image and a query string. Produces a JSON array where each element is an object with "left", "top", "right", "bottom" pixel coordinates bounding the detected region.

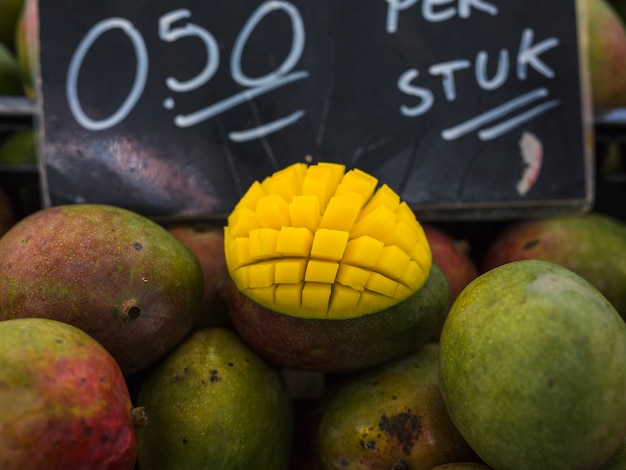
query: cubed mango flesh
[{"left": 224, "top": 162, "right": 432, "bottom": 319}]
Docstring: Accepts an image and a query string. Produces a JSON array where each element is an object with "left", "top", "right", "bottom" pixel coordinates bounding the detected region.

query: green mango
[
  {"left": 0, "top": 0, "right": 23, "bottom": 51},
  {"left": 0, "top": 40, "right": 23, "bottom": 95},
  {"left": 136, "top": 327, "right": 293, "bottom": 470},
  {"left": 0, "top": 130, "right": 36, "bottom": 165},
  {"left": 439, "top": 260, "right": 626, "bottom": 470}
]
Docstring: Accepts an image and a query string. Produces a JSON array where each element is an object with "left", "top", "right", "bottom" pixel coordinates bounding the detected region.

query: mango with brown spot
[
  {"left": 318, "top": 343, "right": 480, "bottom": 469},
  {"left": 136, "top": 327, "right": 293, "bottom": 469}
]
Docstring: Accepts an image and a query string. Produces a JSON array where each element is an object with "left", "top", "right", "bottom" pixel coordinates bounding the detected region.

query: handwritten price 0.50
[{"left": 66, "top": 1, "right": 308, "bottom": 142}]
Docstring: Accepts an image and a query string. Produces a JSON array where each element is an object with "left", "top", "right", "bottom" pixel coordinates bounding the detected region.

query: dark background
[{"left": 37, "top": 0, "right": 591, "bottom": 220}]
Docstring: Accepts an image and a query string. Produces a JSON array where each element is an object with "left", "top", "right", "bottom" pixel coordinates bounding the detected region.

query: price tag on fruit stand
[{"left": 36, "top": 0, "right": 593, "bottom": 220}]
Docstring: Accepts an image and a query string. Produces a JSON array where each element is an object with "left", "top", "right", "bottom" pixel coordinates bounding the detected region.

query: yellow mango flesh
[{"left": 224, "top": 162, "right": 432, "bottom": 319}]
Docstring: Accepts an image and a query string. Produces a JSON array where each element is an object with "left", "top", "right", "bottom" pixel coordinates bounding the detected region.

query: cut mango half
[{"left": 224, "top": 162, "right": 432, "bottom": 319}]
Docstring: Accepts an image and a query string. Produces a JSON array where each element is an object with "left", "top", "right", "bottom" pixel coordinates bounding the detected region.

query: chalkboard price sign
[{"left": 37, "top": 0, "right": 593, "bottom": 220}]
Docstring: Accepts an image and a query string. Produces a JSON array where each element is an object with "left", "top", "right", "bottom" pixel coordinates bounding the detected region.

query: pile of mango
[
  {"left": 0, "top": 162, "right": 623, "bottom": 469},
  {"left": 0, "top": 1, "right": 625, "bottom": 470}
]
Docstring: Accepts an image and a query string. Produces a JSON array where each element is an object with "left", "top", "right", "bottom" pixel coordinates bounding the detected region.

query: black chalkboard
[{"left": 37, "top": 0, "right": 593, "bottom": 220}]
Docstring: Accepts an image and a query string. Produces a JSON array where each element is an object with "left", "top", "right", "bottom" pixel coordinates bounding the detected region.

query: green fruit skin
[
  {"left": 0, "top": 204, "right": 204, "bottom": 375},
  {"left": 439, "top": 260, "right": 626, "bottom": 470},
  {"left": 136, "top": 327, "right": 293, "bottom": 470},
  {"left": 0, "top": 318, "right": 136, "bottom": 470},
  {"left": 0, "top": 39, "right": 23, "bottom": 95},
  {"left": 319, "top": 343, "right": 480, "bottom": 470},
  {"left": 483, "top": 213, "right": 626, "bottom": 320},
  {"left": 0, "top": 0, "right": 23, "bottom": 51},
  {"left": 226, "top": 264, "right": 450, "bottom": 373},
  {"left": 0, "top": 130, "right": 36, "bottom": 165}
]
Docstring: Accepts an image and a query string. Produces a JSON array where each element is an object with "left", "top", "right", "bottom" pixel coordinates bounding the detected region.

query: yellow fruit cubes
[{"left": 224, "top": 162, "right": 432, "bottom": 319}]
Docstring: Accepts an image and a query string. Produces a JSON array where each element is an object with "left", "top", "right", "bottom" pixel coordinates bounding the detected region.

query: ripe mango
[
  {"left": 224, "top": 162, "right": 446, "bottom": 372},
  {"left": 14, "top": 0, "right": 36, "bottom": 99},
  {"left": 136, "top": 327, "right": 293, "bottom": 469},
  {"left": 482, "top": 212, "right": 626, "bottom": 319},
  {"left": 423, "top": 224, "right": 478, "bottom": 306},
  {"left": 227, "top": 263, "right": 449, "bottom": 373},
  {"left": 0, "top": 318, "right": 140, "bottom": 469},
  {"left": 167, "top": 221, "right": 230, "bottom": 329},
  {"left": 439, "top": 260, "right": 626, "bottom": 470},
  {"left": 0, "top": 204, "right": 204, "bottom": 374},
  {"left": 318, "top": 343, "right": 480, "bottom": 469},
  {"left": 585, "top": 0, "right": 626, "bottom": 108}
]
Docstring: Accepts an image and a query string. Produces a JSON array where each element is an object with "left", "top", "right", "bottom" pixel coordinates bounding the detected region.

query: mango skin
[
  {"left": 585, "top": 0, "right": 626, "bottom": 108},
  {"left": 319, "top": 343, "right": 480, "bottom": 470},
  {"left": 226, "top": 264, "right": 449, "bottom": 373},
  {"left": 0, "top": 204, "right": 204, "bottom": 374},
  {"left": 600, "top": 438, "right": 626, "bottom": 469},
  {"left": 423, "top": 224, "right": 478, "bottom": 306},
  {"left": 0, "top": 318, "right": 137, "bottom": 470},
  {"left": 136, "top": 327, "right": 293, "bottom": 470},
  {"left": 15, "top": 0, "right": 37, "bottom": 99},
  {"left": 167, "top": 221, "right": 230, "bottom": 329},
  {"left": 482, "top": 212, "right": 626, "bottom": 320},
  {"left": 439, "top": 260, "right": 626, "bottom": 470}
]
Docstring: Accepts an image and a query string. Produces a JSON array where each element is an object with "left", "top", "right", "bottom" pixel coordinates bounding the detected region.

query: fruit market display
[{"left": 0, "top": 0, "right": 624, "bottom": 469}]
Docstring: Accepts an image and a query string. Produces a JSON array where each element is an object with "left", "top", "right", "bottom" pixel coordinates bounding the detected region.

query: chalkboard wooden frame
[{"left": 36, "top": 0, "right": 594, "bottom": 221}]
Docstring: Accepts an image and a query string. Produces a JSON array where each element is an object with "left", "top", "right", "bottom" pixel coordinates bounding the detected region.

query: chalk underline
[{"left": 442, "top": 87, "right": 560, "bottom": 141}]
